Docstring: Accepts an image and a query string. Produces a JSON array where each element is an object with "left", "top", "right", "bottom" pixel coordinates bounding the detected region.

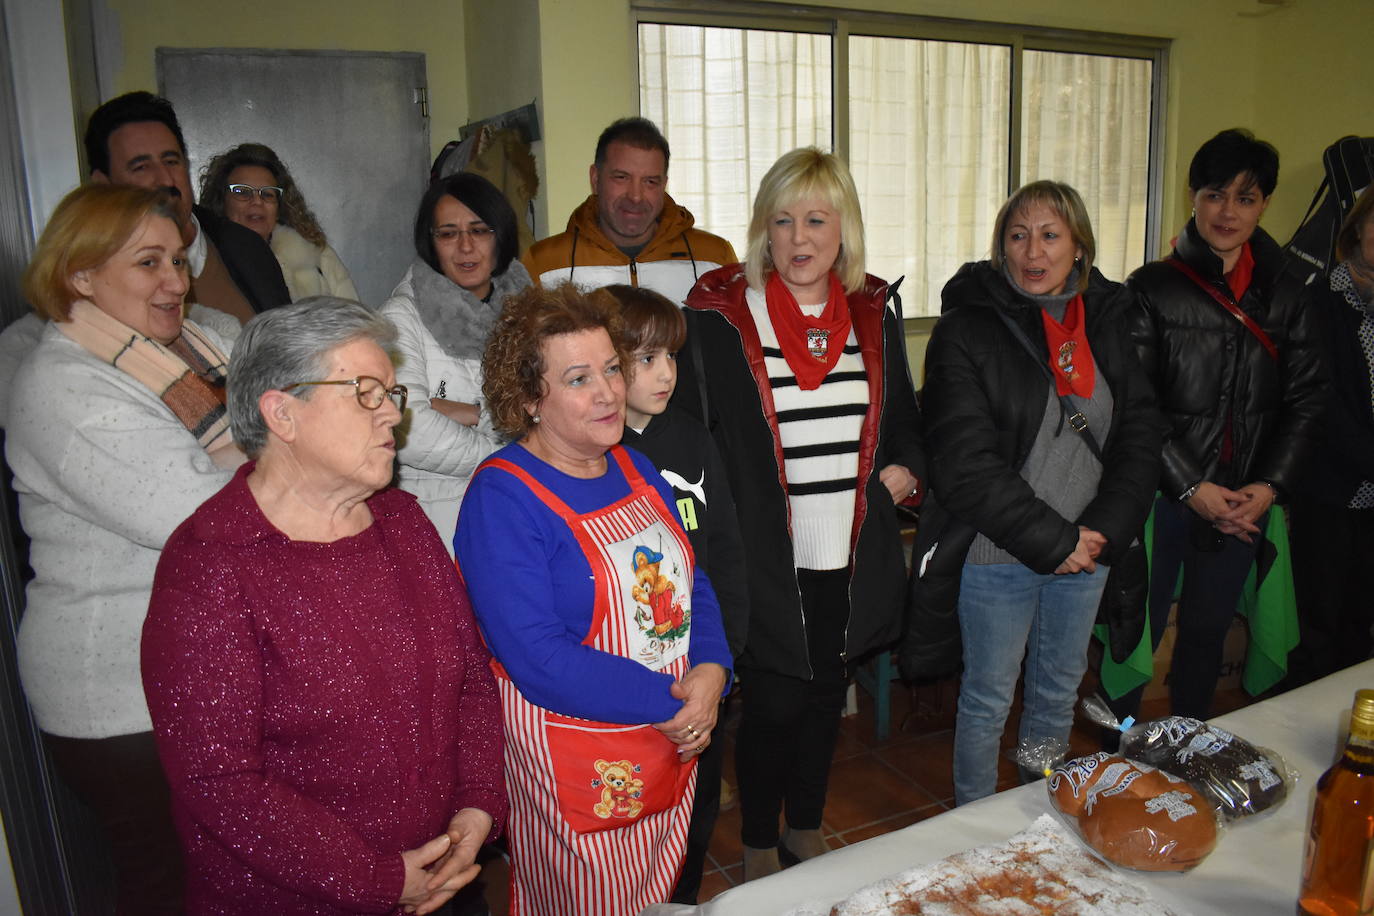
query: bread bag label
[{"left": 1143, "top": 790, "right": 1200, "bottom": 823}]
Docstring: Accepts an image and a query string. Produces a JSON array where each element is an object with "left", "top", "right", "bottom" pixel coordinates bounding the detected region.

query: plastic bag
[
  {"left": 1121, "top": 717, "right": 1292, "bottom": 820},
  {"left": 1045, "top": 752, "right": 1222, "bottom": 872},
  {"left": 1078, "top": 696, "right": 1295, "bottom": 821}
]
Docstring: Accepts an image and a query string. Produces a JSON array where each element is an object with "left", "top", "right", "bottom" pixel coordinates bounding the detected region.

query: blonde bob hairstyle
[
  {"left": 22, "top": 184, "right": 180, "bottom": 322},
  {"left": 1336, "top": 183, "right": 1374, "bottom": 265},
  {"left": 745, "top": 147, "right": 867, "bottom": 294},
  {"left": 990, "top": 180, "right": 1096, "bottom": 295},
  {"left": 481, "top": 282, "right": 629, "bottom": 440}
]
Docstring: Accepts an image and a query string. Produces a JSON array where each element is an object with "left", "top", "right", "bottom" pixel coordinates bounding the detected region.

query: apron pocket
[{"left": 544, "top": 714, "right": 694, "bottom": 835}]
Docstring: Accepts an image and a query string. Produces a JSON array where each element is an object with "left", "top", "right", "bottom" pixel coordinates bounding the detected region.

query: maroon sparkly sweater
[{"left": 142, "top": 464, "right": 507, "bottom": 914}]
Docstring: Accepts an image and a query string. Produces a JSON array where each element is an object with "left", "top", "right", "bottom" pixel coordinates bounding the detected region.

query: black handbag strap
[{"left": 991, "top": 306, "right": 1104, "bottom": 463}]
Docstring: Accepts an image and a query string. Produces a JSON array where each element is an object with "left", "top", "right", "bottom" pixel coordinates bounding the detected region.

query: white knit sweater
[{"left": 5, "top": 321, "right": 234, "bottom": 737}]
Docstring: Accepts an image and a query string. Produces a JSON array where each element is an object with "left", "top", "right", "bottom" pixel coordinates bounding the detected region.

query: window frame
[{"left": 633, "top": 0, "right": 1171, "bottom": 324}]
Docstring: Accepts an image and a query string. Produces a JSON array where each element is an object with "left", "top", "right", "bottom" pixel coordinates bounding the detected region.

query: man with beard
[
  {"left": 523, "top": 117, "right": 735, "bottom": 305},
  {"left": 84, "top": 91, "right": 290, "bottom": 329}
]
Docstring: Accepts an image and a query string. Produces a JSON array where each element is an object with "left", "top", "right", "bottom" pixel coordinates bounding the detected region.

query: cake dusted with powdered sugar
[{"left": 817, "top": 815, "right": 1179, "bottom": 916}]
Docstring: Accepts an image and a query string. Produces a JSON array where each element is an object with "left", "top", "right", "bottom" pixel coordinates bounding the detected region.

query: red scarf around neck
[
  {"left": 1039, "top": 293, "right": 1095, "bottom": 398},
  {"left": 1225, "top": 242, "right": 1255, "bottom": 302},
  {"left": 764, "top": 270, "right": 852, "bottom": 391}
]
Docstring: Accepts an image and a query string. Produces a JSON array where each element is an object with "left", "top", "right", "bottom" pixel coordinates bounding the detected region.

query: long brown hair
[{"left": 198, "top": 143, "right": 328, "bottom": 247}]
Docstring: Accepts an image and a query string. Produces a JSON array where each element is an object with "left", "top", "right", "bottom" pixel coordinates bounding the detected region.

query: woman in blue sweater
[{"left": 455, "top": 283, "right": 731, "bottom": 916}]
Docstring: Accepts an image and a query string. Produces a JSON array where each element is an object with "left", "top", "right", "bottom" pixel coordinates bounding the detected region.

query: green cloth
[
  {"left": 1237, "top": 510, "right": 1300, "bottom": 695},
  {"left": 1095, "top": 503, "right": 1298, "bottom": 700}
]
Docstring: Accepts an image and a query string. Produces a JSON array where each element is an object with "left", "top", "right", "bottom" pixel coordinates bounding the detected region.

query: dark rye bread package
[{"left": 1120, "top": 716, "right": 1290, "bottom": 820}]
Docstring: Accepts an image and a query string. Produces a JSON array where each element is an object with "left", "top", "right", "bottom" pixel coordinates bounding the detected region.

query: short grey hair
[{"left": 228, "top": 297, "right": 398, "bottom": 458}]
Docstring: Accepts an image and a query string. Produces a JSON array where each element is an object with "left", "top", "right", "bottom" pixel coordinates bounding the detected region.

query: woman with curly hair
[
  {"left": 454, "top": 283, "right": 731, "bottom": 915},
  {"left": 199, "top": 143, "right": 357, "bottom": 301}
]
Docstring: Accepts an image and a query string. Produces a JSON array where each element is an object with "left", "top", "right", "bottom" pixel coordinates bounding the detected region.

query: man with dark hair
[
  {"left": 85, "top": 91, "right": 290, "bottom": 327},
  {"left": 523, "top": 116, "right": 736, "bottom": 304}
]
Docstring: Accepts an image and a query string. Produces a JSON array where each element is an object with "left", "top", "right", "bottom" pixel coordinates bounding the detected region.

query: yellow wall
[
  {"left": 101, "top": 0, "right": 468, "bottom": 162},
  {"left": 533, "top": 0, "right": 638, "bottom": 229},
  {"left": 1252, "top": 0, "right": 1373, "bottom": 237},
  {"left": 465, "top": 0, "right": 547, "bottom": 232}
]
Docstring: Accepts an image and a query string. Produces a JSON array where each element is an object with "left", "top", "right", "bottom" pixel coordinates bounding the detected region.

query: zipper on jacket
[
  {"left": 841, "top": 297, "right": 887, "bottom": 677},
  {"left": 630, "top": 258, "right": 639, "bottom": 287}
]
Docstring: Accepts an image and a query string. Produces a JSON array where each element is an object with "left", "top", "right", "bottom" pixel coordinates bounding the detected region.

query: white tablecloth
[{"left": 647, "top": 659, "right": 1373, "bottom": 916}]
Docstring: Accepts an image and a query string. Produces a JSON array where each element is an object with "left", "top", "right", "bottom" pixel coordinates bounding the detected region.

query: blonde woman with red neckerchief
[{"left": 679, "top": 147, "right": 924, "bottom": 880}]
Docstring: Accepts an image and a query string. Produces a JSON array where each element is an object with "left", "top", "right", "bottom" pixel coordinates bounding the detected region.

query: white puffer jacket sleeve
[{"left": 380, "top": 269, "right": 501, "bottom": 480}]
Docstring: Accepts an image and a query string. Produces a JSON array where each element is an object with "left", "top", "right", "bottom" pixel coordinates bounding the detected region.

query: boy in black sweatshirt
[{"left": 606, "top": 284, "right": 748, "bottom": 903}]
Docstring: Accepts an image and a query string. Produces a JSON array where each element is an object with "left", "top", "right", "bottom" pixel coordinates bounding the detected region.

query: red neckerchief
[
  {"left": 1225, "top": 241, "right": 1255, "bottom": 302},
  {"left": 1038, "top": 293, "right": 1095, "bottom": 398},
  {"left": 764, "top": 270, "right": 852, "bottom": 391}
]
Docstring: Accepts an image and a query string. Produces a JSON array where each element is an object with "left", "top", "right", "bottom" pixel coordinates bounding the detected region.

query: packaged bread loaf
[
  {"left": 1047, "top": 753, "right": 1219, "bottom": 872},
  {"left": 1078, "top": 779, "right": 1218, "bottom": 871},
  {"left": 1120, "top": 716, "right": 1289, "bottom": 819}
]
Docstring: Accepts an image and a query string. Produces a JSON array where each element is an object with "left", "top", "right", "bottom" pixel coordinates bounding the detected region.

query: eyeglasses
[
  {"left": 228, "top": 184, "right": 283, "bottom": 203},
  {"left": 432, "top": 226, "right": 496, "bottom": 243},
  {"left": 282, "top": 376, "right": 408, "bottom": 413}
]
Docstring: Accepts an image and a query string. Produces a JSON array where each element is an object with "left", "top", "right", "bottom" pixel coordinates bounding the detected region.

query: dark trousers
[
  {"left": 1288, "top": 499, "right": 1374, "bottom": 687},
  {"left": 44, "top": 730, "right": 184, "bottom": 916},
  {"left": 670, "top": 700, "right": 725, "bottom": 904},
  {"left": 736, "top": 568, "right": 850, "bottom": 849},
  {"left": 1111, "top": 497, "right": 1264, "bottom": 721}
]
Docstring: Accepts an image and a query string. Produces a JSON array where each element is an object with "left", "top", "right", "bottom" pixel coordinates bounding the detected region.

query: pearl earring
[{"left": 532, "top": 414, "right": 541, "bottom": 424}]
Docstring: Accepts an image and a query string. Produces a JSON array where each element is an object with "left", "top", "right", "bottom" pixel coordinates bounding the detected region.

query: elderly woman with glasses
[
  {"left": 198, "top": 143, "right": 358, "bottom": 302},
  {"left": 381, "top": 173, "right": 532, "bottom": 550},
  {"left": 141, "top": 299, "right": 508, "bottom": 916}
]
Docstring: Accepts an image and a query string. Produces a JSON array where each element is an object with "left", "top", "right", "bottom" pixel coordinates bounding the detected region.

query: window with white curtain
[
  {"left": 638, "top": 15, "right": 1163, "bottom": 317},
  {"left": 1021, "top": 50, "right": 1153, "bottom": 286},
  {"left": 848, "top": 36, "right": 1009, "bottom": 316},
  {"left": 638, "top": 24, "right": 832, "bottom": 261}
]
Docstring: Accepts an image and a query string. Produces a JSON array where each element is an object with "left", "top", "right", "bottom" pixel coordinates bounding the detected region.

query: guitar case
[{"left": 1285, "top": 136, "right": 1374, "bottom": 277}]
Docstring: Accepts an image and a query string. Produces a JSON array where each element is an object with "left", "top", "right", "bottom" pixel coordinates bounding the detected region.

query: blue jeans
[{"left": 953, "top": 562, "right": 1107, "bottom": 805}]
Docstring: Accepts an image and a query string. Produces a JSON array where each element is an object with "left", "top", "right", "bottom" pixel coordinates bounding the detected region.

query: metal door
[{"left": 158, "top": 48, "right": 430, "bottom": 307}]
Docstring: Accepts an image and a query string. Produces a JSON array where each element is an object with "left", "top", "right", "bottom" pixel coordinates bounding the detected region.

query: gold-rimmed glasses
[{"left": 281, "top": 376, "right": 408, "bottom": 413}]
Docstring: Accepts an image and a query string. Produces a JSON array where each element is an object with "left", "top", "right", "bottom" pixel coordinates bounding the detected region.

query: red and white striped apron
[{"left": 481, "top": 447, "right": 699, "bottom": 916}]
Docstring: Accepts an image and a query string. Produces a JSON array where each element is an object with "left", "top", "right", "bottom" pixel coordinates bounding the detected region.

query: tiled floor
[{"left": 694, "top": 669, "right": 1256, "bottom": 903}]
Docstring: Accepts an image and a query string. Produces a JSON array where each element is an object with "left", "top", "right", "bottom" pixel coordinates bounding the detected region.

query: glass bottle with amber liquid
[{"left": 1299, "top": 688, "right": 1374, "bottom": 916}]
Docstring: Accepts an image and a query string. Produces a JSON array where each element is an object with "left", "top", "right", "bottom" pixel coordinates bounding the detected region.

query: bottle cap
[{"left": 1353, "top": 688, "right": 1374, "bottom": 736}]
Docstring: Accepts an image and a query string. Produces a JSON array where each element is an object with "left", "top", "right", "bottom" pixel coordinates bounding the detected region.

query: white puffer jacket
[{"left": 380, "top": 261, "right": 529, "bottom": 551}]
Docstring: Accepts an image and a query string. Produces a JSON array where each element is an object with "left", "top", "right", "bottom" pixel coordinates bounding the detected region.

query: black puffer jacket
[
  {"left": 921, "top": 262, "right": 1162, "bottom": 573},
  {"left": 1125, "top": 222, "right": 1324, "bottom": 500},
  {"left": 902, "top": 263, "right": 1161, "bottom": 679},
  {"left": 1290, "top": 272, "right": 1374, "bottom": 508},
  {"left": 678, "top": 266, "right": 924, "bottom": 679}
]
